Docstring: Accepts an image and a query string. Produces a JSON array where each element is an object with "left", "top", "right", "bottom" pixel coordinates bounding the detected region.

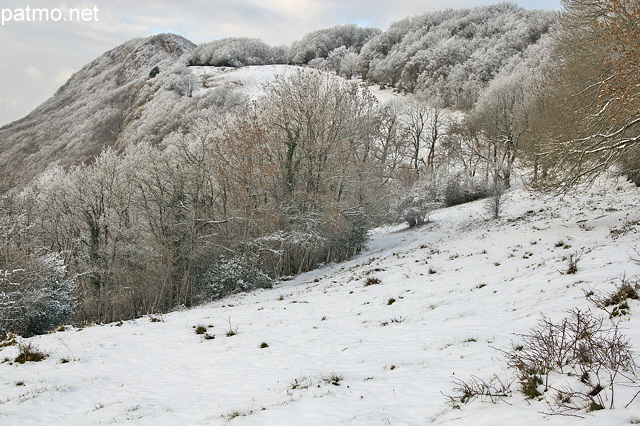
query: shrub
[
  {"left": 25, "top": 278, "right": 75, "bottom": 336},
  {"left": 251, "top": 208, "right": 370, "bottom": 277},
  {"left": 603, "top": 278, "right": 639, "bottom": 307},
  {"left": 0, "top": 332, "right": 16, "bottom": 348},
  {"left": 447, "top": 375, "right": 512, "bottom": 405},
  {"left": 195, "top": 256, "right": 273, "bottom": 302},
  {"left": 364, "top": 277, "right": 381, "bottom": 287},
  {"left": 485, "top": 180, "right": 506, "bottom": 219},
  {"left": 586, "top": 277, "right": 639, "bottom": 318},
  {"left": 392, "top": 180, "right": 440, "bottom": 227},
  {"left": 289, "top": 376, "right": 313, "bottom": 390},
  {"left": 504, "top": 309, "right": 637, "bottom": 412},
  {"left": 226, "top": 318, "right": 238, "bottom": 337},
  {"left": 148, "top": 66, "right": 160, "bottom": 79},
  {"left": 14, "top": 343, "right": 48, "bottom": 364},
  {"left": 320, "top": 372, "right": 343, "bottom": 386},
  {"left": 453, "top": 306, "right": 638, "bottom": 416},
  {"left": 564, "top": 251, "right": 583, "bottom": 275},
  {"left": 518, "top": 370, "right": 543, "bottom": 399},
  {"left": 222, "top": 409, "right": 249, "bottom": 421},
  {"left": 329, "top": 209, "right": 370, "bottom": 260},
  {"left": 0, "top": 253, "right": 76, "bottom": 339},
  {"left": 443, "top": 177, "right": 488, "bottom": 207}
]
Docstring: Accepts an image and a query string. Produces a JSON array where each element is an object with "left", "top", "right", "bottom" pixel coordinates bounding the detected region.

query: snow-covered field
[
  {"left": 191, "top": 65, "right": 301, "bottom": 100},
  {"left": 190, "top": 65, "right": 402, "bottom": 105},
  {"left": 1, "top": 178, "right": 639, "bottom": 425}
]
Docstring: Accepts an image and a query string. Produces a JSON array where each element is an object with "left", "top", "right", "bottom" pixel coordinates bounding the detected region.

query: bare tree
[
  {"left": 472, "top": 72, "right": 531, "bottom": 188},
  {"left": 372, "top": 102, "right": 409, "bottom": 176},
  {"left": 401, "top": 98, "right": 430, "bottom": 178},
  {"left": 533, "top": 0, "right": 640, "bottom": 190}
]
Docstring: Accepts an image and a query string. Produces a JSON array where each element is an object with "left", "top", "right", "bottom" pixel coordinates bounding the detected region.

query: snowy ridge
[{"left": 0, "top": 179, "right": 639, "bottom": 425}]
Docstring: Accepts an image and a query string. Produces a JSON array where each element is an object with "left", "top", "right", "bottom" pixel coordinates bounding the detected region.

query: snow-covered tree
[
  {"left": 0, "top": 173, "right": 75, "bottom": 338},
  {"left": 358, "top": 4, "right": 554, "bottom": 109},
  {"left": 187, "top": 38, "right": 279, "bottom": 67},
  {"left": 289, "top": 24, "right": 381, "bottom": 64},
  {"left": 471, "top": 70, "right": 532, "bottom": 188}
]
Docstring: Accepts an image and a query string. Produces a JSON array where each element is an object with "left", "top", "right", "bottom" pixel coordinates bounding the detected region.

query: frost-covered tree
[
  {"left": 0, "top": 191, "right": 75, "bottom": 338},
  {"left": 225, "top": 70, "right": 387, "bottom": 274},
  {"left": 401, "top": 97, "right": 446, "bottom": 177},
  {"left": 372, "top": 102, "right": 410, "bottom": 176},
  {"left": 0, "top": 253, "right": 75, "bottom": 338},
  {"left": 167, "top": 68, "right": 198, "bottom": 97},
  {"left": 289, "top": 24, "right": 381, "bottom": 64},
  {"left": 187, "top": 38, "right": 280, "bottom": 67},
  {"left": 30, "top": 142, "right": 226, "bottom": 323},
  {"left": 471, "top": 70, "right": 532, "bottom": 188},
  {"left": 357, "top": 4, "right": 554, "bottom": 109},
  {"left": 325, "top": 46, "right": 359, "bottom": 79}
]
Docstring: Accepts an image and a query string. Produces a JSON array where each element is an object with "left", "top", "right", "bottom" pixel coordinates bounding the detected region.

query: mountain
[
  {"left": 0, "top": 34, "right": 196, "bottom": 186},
  {"left": 0, "top": 33, "right": 304, "bottom": 190},
  {"left": 0, "top": 5, "right": 554, "bottom": 190}
]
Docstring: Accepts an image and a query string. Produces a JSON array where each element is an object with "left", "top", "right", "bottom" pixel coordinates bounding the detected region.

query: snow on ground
[
  {"left": 1, "top": 178, "right": 639, "bottom": 425},
  {"left": 190, "top": 65, "right": 302, "bottom": 100},
  {"left": 365, "top": 83, "right": 408, "bottom": 104},
  {"left": 189, "top": 65, "right": 405, "bottom": 105}
]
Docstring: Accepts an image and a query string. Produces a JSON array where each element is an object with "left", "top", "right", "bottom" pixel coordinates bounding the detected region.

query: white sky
[{"left": 0, "top": 0, "right": 561, "bottom": 126}]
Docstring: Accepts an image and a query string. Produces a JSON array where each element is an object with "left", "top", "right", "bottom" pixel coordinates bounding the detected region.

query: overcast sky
[{"left": 0, "top": 0, "right": 561, "bottom": 126}]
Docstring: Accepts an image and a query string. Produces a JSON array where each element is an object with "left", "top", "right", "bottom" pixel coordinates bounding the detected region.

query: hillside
[
  {"left": 0, "top": 1, "right": 637, "bottom": 423},
  {"left": 1, "top": 178, "right": 638, "bottom": 425},
  {"left": 0, "top": 34, "right": 277, "bottom": 188},
  {"left": 0, "top": 4, "right": 554, "bottom": 189},
  {"left": 0, "top": 34, "right": 196, "bottom": 186}
]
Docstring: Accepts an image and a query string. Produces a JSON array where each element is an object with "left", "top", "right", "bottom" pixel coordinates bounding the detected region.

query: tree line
[
  {"left": 1, "top": 0, "right": 638, "bottom": 338},
  {"left": 0, "top": 66, "right": 547, "bottom": 335}
]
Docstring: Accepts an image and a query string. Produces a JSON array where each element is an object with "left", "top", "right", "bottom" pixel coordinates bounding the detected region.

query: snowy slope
[
  {"left": 190, "top": 65, "right": 403, "bottom": 105},
  {"left": 0, "top": 178, "right": 639, "bottom": 425},
  {"left": 191, "top": 65, "right": 301, "bottom": 100}
]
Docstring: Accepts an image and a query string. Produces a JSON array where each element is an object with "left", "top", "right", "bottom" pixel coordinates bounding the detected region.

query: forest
[{"left": 0, "top": 0, "right": 638, "bottom": 338}]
